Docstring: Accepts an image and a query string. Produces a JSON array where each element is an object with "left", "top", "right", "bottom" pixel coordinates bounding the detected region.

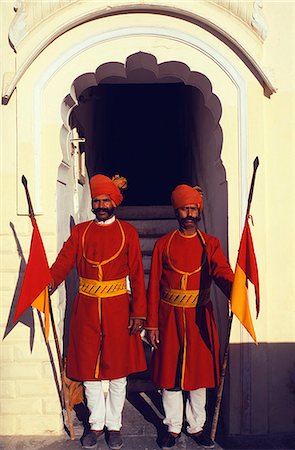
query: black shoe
[
  {"left": 81, "top": 430, "right": 103, "bottom": 448},
  {"left": 190, "top": 431, "right": 214, "bottom": 448},
  {"left": 159, "top": 432, "right": 180, "bottom": 449},
  {"left": 107, "top": 430, "right": 123, "bottom": 450}
]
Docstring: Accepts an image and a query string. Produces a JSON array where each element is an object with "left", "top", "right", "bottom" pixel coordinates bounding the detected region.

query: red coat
[
  {"left": 50, "top": 219, "right": 147, "bottom": 381},
  {"left": 146, "top": 229, "right": 233, "bottom": 391}
]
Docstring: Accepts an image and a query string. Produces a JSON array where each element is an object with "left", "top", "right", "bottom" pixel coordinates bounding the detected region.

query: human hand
[
  {"left": 48, "top": 280, "right": 56, "bottom": 296},
  {"left": 148, "top": 329, "right": 160, "bottom": 349},
  {"left": 128, "top": 318, "right": 143, "bottom": 335}
]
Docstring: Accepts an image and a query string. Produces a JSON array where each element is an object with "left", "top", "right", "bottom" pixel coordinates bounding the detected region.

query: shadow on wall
[
  {"left": 3, "top": 222, "right": 36, "bottom": 349},
  {"left": 4, "top": 219, "right": 77, "bottom": 361},
  {"left": 224, "top": 342, "right": 295, "bottom": 437},
  {"left": 218, "top": 432, "right": 295, "bottom": 449},
  {"left": 3, "top": 222, "right": 65, "bottom": 418}
]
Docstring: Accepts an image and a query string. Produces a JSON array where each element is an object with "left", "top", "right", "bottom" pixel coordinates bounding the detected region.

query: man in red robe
[
  {"left": 146, "top": 184, "right": 234, "bottom": 449},
  {"left": 50, "top": 174, "right": 147, "bottom": 450}
]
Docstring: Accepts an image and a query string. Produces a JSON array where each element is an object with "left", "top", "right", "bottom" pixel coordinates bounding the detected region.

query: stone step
[
  {"left": 139, "top": 236, "right": 158, "bottom": 253},
  {"left": 142, "top": 254, "right": 152, "bottom": 272},
  {"left": 116, "top": 206, "right": 178, "bottom": 287},
  {"left": 116, "top": 205, "right": 175, "bottom": 220},
  {"left": 130, "top": 219, "right": 177, "bottom": 237}
]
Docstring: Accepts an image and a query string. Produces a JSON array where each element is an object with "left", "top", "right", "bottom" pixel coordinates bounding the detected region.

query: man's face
[
  {"left": 92, "top": 194, "right": 115, "bottom": 221},
  {"left": 175, "top": 204, "right": 200, "bottom": 230}
]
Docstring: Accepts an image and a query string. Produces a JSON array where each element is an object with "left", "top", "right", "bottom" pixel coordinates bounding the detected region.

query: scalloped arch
[{"left": 61, "top": 52, "right": 222, "bottom": 131}]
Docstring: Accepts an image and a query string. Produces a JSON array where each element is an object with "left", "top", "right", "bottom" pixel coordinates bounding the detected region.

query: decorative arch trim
[{"left": 2, "top": 4, "right": 276, "bottom": 105}]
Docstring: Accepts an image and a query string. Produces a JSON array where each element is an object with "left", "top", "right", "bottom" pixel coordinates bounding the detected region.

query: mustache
[
  {"left": 92, "top": 207, "right": 110, "bottom": 214},
  {"left": 180, "top": 215, "right": 201, "bottom": 225}
]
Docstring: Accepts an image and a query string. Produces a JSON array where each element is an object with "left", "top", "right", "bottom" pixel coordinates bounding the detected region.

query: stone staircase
[
  {"left": 116, "top": 206, "right": 178, "bottom": 391},
  {"left": 116, "top": 205, "right": 178, "bottom": 287}
]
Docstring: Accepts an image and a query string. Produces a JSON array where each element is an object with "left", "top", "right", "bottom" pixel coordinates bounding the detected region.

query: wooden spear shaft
[
  {"left": 49, "top": 297, "right": 75, "bottom": 440},
  {"left": 210, "top": 157, "right": 259, "bottom": 441}
]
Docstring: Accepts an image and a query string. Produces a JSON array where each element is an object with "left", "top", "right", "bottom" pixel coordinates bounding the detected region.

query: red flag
[
  {"left": 230, "top": 216, "right": 260, "bottom": 344},
  {"left": 13, "top": 216, "right": 52, "bottom": 340}
]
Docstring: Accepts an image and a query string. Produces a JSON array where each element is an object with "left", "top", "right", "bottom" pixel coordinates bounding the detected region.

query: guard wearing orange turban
[
  {"left": 90, "top": 174, "right": 126, "bottom": 206},
  {"left": 146, "top": 183, "right": 233, "bottom": 449},
  {"left": 171, "top": 184, "right": 203, "bottom": 212},
  {"left": 50, "top": 173, "right": 146, "bottom": 449}
]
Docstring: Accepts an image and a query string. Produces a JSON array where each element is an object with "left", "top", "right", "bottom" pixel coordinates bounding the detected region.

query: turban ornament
[
  {"left": 90, "top": 174, "right": 127, "bottom": 207},
  {"left": 171, "top": 184, "right": 203, "bottom": 212}
]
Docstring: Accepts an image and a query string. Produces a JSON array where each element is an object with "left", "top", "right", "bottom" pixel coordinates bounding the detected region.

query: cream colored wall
[
  {"left": 1, "top": 0, "right": 294, "bottom": 436},
  {"left": 263, "top": 2, "right": 295, "bottom": 344},
  {"left": 0, "top": 4, "right": 62, "bottom": 434}
]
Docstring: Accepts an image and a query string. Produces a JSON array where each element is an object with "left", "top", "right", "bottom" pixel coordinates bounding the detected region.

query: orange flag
[
  {"left": 230, "top": 216, "right": 260, "bottom": 344},
  {"left": 13, "top": 216, "right": 52, "bottom": 340}
]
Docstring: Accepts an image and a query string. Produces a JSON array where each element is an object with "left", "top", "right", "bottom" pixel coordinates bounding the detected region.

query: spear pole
[
  {"left": 210, "top": 157, "right": 259, "bottom": 441},
  {"left": 21, "top": 176, "right": 75, "bottom": 439},
  {"left": 48, "top": 296, "right": 75, "bottom": 440}
]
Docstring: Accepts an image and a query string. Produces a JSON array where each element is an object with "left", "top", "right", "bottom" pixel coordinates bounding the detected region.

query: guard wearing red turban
[
  {"left": 171, "top": 184, "right": 203, "bottom": 211},
  {"left": 90, "top": 174, "right": 126, "bottom": 207},
  {"left": 50, "top": 174, "right": 146, "bottom": 450},
  {"left": 146, "top": 183, "right": 233, "bottom": 449}
]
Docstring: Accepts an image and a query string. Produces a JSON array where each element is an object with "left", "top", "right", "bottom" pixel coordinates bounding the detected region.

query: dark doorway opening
[{"left": 77, "top": 83, "right": 198, "bottom": 206}]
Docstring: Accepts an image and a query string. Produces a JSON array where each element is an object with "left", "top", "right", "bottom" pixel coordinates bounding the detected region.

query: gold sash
[
  {"left": 79, "top": 277, "right": 127, "bottom": 298},
  {"left": 161, "top": 287, "right": 210, "bottom": 307}
]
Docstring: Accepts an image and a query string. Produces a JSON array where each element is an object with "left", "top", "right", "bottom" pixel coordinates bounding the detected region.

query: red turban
[
  {"left": 171, "top": 184, "right": 203, "bottom": 212},
  {"left": 90, "top": 174, "right": 123, "bottom": 206}
]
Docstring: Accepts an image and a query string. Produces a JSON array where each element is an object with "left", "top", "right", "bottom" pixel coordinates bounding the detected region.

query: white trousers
[
  {"left": 162, "top": 388, "right": 206, "bottom": 434},
  {"left": 84, "top": 377, "right": 127, "bottom": 431}
]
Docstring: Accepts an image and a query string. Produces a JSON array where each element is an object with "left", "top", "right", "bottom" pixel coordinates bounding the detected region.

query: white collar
[{"left": 95, "top": 215, "right": 116, "bottom": 225}]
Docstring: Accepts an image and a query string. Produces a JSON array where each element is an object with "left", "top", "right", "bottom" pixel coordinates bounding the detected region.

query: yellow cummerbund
[
  {"left": 79, "top": 277, "right": 128, "bottom": 298},
  {"left": 161, "top": 287, "right": 210, "bottom": 307}
]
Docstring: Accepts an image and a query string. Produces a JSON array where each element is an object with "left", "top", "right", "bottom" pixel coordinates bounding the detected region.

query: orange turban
[
  {"left": 171, "top": 184, "right": 203, "bottom": 212},
  {"left": 90, "top": 174, "right": 124, "bottom": 206}
]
